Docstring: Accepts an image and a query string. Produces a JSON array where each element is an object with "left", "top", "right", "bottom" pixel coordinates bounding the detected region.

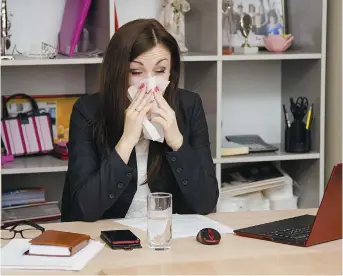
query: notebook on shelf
[
  {"left": 221, "top": 139, "right": 249, "bottom": 156},
  {"left": 225, "top": 135, "right": 279, "bottom": 153}
]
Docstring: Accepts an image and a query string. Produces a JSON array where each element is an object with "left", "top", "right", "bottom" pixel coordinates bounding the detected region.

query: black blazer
[{"left": 61, "top": 89, "right": 219, "bottom": 222}]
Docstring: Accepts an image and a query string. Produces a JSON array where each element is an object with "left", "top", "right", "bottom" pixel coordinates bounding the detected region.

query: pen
[
  {"left": 283, "top": 104, "right": 291, "bottom": 128},
  {"left": 309, "top": 115, "right": 314, "bottom": 129},
  {"left": 309, "top": 104, "right": 314, "bottom": 129},
  {"left": 306, "top": 104, "right": 313, "bottom": 130}
]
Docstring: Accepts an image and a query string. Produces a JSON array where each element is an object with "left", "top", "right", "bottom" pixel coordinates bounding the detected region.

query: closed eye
[
  {"left": 129, "top": 69, "right": 142, "bottom": 75},
  {"left": 129, "top": 68, "right": 166, "bottom": 75},
  {"left": 155, "top": 67, "right": 166, "bottom": 74}
]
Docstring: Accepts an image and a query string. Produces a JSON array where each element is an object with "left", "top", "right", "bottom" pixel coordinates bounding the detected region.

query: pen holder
[{"left": 285, "top": 119, "right": 311, "bottom": 153}]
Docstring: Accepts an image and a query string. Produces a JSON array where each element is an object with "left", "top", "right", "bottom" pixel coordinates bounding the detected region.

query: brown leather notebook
[{"left": 27, "top": 230, "right": 90, "bottom": 257}]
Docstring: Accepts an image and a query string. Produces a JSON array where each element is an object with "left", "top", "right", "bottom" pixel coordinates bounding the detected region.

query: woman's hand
[
  {"left": 122, "top": 84, "right": 154, "bottom": 147},
  {"left": 116, "top": 84, "right": 154, "bottom": 164},
  {"left": 151, "top": 88, "right": 183, "bottom": 151}
]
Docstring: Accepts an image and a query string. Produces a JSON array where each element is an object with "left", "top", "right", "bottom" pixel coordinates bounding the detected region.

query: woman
[
  {"left": 61, "top": 19, "right": 219, "bottom": 222},
  {"left": 266, "top": 10, "right": 283, "bottom": 35},
  {"left": 248, "top": 4, "right": 257, "bottom": 34}
]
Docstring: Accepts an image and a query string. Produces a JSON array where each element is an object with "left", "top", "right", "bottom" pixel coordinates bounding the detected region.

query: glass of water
[{"left": 147, "top": 192, "right": 172, "bottom": 250}]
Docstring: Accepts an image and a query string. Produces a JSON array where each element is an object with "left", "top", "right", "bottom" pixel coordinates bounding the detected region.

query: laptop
[{"left": 234, "top": 162, "right": 342, "bottom": 247}]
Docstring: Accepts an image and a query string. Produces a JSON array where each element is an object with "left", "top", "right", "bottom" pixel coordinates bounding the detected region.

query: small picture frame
[{"left": 223, "top": 0, "right": 286, "bottom": 48}]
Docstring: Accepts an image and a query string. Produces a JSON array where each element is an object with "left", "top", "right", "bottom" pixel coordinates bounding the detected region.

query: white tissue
[{"left": 128, "top": 76, "right": 170, "bottom": 142}]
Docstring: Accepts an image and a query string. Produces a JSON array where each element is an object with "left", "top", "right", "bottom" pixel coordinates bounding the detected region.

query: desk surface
[{"left": 1, "top": 209, "right": 342, "bottom": 275}]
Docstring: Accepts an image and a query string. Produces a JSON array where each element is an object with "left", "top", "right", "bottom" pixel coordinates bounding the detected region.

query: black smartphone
[{"left": 100, "top": 229, "right": 142, "bottom": 250}]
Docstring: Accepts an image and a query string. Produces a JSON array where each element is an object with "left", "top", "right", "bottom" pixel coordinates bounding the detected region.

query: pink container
[
  {"left": 263, "top": 35, "right": 294, "bottom": 53},
  {"left": 1, "top": 154, "right": 14, "bottom": 166}
]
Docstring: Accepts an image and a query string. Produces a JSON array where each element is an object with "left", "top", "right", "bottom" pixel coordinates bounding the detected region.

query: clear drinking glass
[{"left": 147, "top": 192, "right": 172, "bottom": 250}]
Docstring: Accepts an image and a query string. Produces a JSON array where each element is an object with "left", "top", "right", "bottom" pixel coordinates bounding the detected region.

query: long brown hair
[{"left": 95, "top": 19, "right": 181, "bottom": 184}]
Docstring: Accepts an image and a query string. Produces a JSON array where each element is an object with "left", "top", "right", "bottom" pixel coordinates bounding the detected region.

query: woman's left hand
[{"left": 151, "top": 88, "right": 183, "bottom": 151}]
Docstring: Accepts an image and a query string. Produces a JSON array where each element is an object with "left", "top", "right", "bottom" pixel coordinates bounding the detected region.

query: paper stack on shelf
[
  {"left": 219, "top": 163, "right": 299, "bottom": 212},
  {"left": 2, "top": 201, "right": 61, "bottom": 226},
  {"left": 221, "top": 163, "right": 286, "bottom": 197}
]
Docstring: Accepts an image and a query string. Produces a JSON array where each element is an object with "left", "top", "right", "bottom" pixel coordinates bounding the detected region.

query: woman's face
[
  {"left": 269, "top": 15, "right": 276, "bottom": 24},
  {"left": 129, "top": 44, "right": 171, "bottom": 86}
]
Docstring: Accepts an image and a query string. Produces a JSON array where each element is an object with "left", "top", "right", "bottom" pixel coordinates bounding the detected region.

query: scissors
[{"left": 290, "top": 97, "right": 309, "bottom": 120}]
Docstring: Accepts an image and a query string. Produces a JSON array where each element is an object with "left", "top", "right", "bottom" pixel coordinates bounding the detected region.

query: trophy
[{"left": 234, "top": 14, "right": 258, "bottom": 54}]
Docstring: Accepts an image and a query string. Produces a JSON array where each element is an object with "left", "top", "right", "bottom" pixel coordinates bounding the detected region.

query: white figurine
[
  {"left": 159, "top": 0, "right": 190, "bottom": 52},
  {"left": 222, "top": 0, "right": 235, "bottom": 47}
]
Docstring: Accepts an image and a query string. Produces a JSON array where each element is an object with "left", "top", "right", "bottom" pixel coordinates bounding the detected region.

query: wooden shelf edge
[
  {"left": 1, "top": 156, "right": 68, "bottom": 175},
  {"left": 221, "top": 52, "right": 322, "bottom": 61},
  {"left": 2, "top": 166, "right": 68, "bottom": 175},
  {"left": 0, "top": 52, "right": 322, "bottom": 66},
  {"left": 218, "top": 152, "right": 320, "bottom": 164},
  {"left": 0, "top": 56, "right": 103, "bottom": 66}
]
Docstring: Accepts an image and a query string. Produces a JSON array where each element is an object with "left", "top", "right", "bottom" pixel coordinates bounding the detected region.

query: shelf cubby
[{"left": 184, "top": 61, "right": 218, "bottom": 157}]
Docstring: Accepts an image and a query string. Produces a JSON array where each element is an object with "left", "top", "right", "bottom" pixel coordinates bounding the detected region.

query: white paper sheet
[
  {"left": 0, "top": 239, "right": 104, "bottom": 271},
  {"left": 115, "top": 214, "right": 234, "bottom": 238}
]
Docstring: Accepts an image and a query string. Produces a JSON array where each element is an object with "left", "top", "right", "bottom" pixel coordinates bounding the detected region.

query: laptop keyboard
[{"left": 265, "top": 225, "right": 312, "bottom": 241}]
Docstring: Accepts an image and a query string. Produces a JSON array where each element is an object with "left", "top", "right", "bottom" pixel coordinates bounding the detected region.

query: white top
[{"left": 125, "top": 139, "right": 150, "bottom": 218}]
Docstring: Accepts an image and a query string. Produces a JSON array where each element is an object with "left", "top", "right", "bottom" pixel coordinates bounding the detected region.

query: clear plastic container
[
  {"left": 269, "top": 195, "right": 299, "bottom": 210},
  {"left": 218, "top": 191, "right": 271, "bottom": 212},
  {"left": 217, "top": 195, "right": 249, "bottom": 212}
]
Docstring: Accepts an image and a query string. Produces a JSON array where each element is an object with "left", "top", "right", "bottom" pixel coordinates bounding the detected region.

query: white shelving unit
[{"left": 1, "top": 0, "right": 327, "bottom": 209}]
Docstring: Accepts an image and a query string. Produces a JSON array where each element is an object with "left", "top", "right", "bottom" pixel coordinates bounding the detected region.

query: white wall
[
  {"left": 222, "top": 61, "right": 282, "bottom": 144},
  {"left": 7, "top": 0, "right": 66, "bottom": 54},
  {"left": 114, "top": 0, "right": 163, "bottom": 27}
]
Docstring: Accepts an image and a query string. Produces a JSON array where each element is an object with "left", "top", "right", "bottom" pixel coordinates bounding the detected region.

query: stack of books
[
  {"left": 1, "top": 188, "right": 61, "bottom": 225},
  {"left": 2, "top": 188, "right": 46, "bottom": 207}
]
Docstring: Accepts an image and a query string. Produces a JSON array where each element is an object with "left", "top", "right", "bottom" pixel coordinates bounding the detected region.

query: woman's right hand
[{"left": 121, "top": 84, "right": 154, "bottom": 148}]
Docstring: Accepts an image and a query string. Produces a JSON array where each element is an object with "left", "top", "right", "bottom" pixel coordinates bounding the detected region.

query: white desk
[{"left": 1, "top": 209, "right": 342, "bottom": 275}]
